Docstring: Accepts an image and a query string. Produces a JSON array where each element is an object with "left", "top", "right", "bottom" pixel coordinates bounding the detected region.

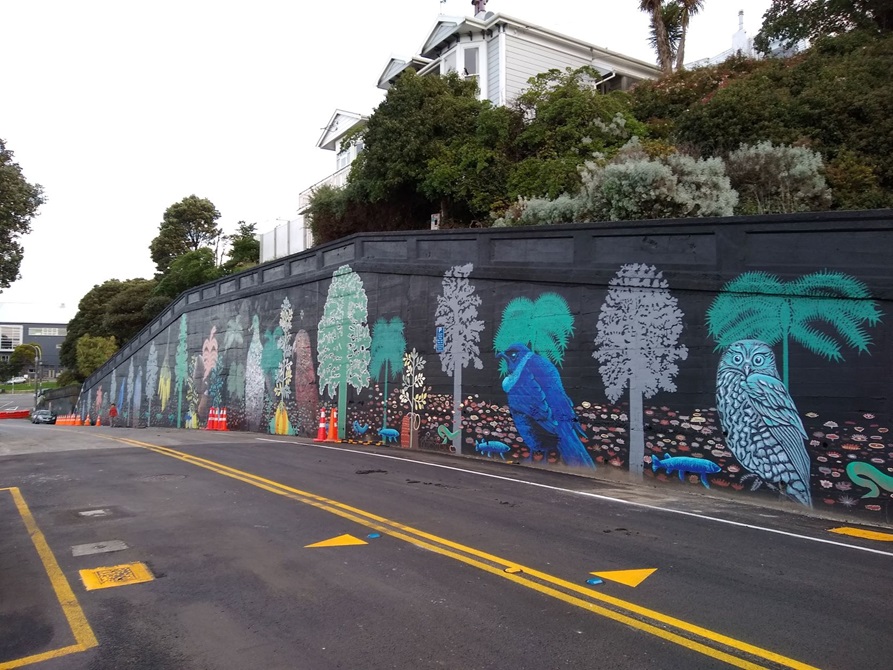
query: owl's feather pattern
[{"left": 716, "top": 340, "right": 811, "bottom": 507}]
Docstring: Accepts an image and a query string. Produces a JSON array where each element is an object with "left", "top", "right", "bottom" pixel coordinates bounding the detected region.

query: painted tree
[
  {"left": 270, "top": 297, "right": 295, "bottom": 435},
  {"left": 145, "top": 342, "right": 158, "bottom": 427},
  {"left": 158, "top": 339, "right": 172, "bottom": 416},
  {"left": 435, "top": 263, "right": 484, "bottom": 454},
  {"left": 400, "top": 348, "right": 430, "bottom": 415},
  {"left": 370, "top": 317, "right": 406, "bottom": 430},
  {"left": 494, "top": 293, "right": 574, "bottom": 376},
  {"left": 245, "top": 315, "right": 264, "bottom": 431},
  {"left": 293, "top": 330, "right": 317, "bottom": 436},
  {"left": 593, "top": 264, "right": 688, "bottom": 478},
  {"left": 706, "top": 271, "right": 881, "bottom": 386},
  {"left": 126, "top": 358, "right": 135, "bottom": 426},
  {"left": 133, "top": 366, "right": 143, "bottom": 427},
  {"left": 175, "top": 314, "right": 188, "bottom": 428},
  {"left": 224, "top": 314, "right": 245, "bottom": 401},
  {"left": 317, "top": 265, "right": 371, "bottom": 440}
]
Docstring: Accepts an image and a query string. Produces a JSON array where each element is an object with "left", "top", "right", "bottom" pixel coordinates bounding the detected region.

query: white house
[
  {"left": 260, "top": 7, "right": 661, "bottom": 262},
  {"left": 377, "top": 10, "right": 661, "bottom": 105},
  {"left": 260, "top": 110, "right": 367, "bottom": 262}
]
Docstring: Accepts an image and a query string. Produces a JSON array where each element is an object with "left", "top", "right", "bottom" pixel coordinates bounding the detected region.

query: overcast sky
[{"left": 0, "top": 0, "right": 771, "bottom": 323}]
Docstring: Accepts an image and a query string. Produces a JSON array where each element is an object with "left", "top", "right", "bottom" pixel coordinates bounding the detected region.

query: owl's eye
[
  {"left": 752, "top": 355, "right": 765, "bottom": 366},
  {"left": 732, "top": 354, "right": 743, "bottom": 365}
]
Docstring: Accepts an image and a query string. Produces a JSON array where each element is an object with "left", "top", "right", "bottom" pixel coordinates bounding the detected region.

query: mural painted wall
[{"left": 81, "top": 213, "right": 893, "bottom": 520}]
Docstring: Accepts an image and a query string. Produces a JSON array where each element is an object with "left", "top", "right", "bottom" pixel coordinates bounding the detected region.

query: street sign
[{"left": 435, "top": 326, "right": 444, "bottom": 353}]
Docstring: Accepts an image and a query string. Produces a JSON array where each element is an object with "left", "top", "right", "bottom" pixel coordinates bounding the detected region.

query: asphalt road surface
[{"left": 1, "top": 416, "right": 891, "bottom": 670}]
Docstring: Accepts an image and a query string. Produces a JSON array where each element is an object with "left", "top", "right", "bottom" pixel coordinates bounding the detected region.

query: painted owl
[{"left": 716, "top": 340, "right": 811, "bottom": 507}]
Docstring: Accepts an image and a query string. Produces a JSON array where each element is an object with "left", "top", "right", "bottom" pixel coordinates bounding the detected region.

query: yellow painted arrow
[
  {"left": 590, "top": 568, "right": 657, "bottom": 588},
  {"left": 829, "top": 527, "right": 893, "bottom": 542},
  {"left": 305, "top": 534, "right": 369, "bottom": 548}
]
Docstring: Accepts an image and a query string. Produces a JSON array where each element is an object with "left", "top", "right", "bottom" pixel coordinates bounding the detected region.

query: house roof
[
  {"left": 316, "top": 110, "right": 368, "bottom": 151},
  {"left": 376, "top": 55, "right": 433, "bottom": 90}
]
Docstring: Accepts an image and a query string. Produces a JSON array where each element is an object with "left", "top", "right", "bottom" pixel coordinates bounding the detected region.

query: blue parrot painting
[{"left": 497, "top": 343, "right": 594, "bottom": 468}]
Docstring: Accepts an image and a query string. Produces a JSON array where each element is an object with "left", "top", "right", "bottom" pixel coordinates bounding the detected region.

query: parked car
[
  {"left": 31, "top": 410, "right": 56, "bottom": 424},
  {"left": 5, "top": 376, "right": 27, "bottom": 384}
]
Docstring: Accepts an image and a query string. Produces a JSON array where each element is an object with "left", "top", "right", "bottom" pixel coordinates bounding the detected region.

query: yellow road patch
[
  {"left": 305, "top": 533, "right": 368, "bottom": 548},
  {"left": 0, "top": 487, "right": 98, "bottom": 669},
  {"left": 828, "top": 526, "right": 893, "bottom": 542},
  {"left": 109, "top": 436, "right": 821, "bottom": 670},
  {"left": 79, "top": 562, "right": 154, "bottom": 591}
]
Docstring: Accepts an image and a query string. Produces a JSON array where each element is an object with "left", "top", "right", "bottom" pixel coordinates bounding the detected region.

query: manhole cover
[
  {"left": 80, "top": 562, "right": 154, "bottom": 590},
  {"left": 139, "top": 474, "right": 187, "bottom": 482}
]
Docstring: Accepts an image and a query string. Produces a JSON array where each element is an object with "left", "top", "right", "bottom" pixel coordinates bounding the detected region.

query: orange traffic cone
[
  {"left": 206, "top": 407, "right": 217, "bottom": 430},
  {"left": 314, "top": 408, "right": 328, "bottom": 442},
  {"left": 95, "top": 415, "right": 101, "bottom": 426},
  {"left": 327, "top": 407, "right": 339, "bottom": 442},
  {"left": 219, "top": 407, "right": 228, "bottom": 431}
]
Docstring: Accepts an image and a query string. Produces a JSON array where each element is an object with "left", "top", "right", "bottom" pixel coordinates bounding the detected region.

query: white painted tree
[
  {"left": 593, "top": 264, "right": 688, "bottom": 478},
  {"left": 145, "top": 342, "right": 158, "bottom": 427},
  {"left": 434, "top": 263, "right": 484, "bottom": 454},
  {"left": 245, "top": 314, "right": 264, "bottom": 431},
  {"left": 318, "top": 265, "right": 371, "bottom": 439},
  {"left": 126, "top": 358, "right": 135, "bottom": 426}
]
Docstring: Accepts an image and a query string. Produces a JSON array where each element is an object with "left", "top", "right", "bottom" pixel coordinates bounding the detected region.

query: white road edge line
[{"left": 255, "top": 437, "right": 893, "bottom": 558}]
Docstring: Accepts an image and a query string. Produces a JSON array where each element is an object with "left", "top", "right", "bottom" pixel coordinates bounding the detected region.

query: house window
[
  {"left": 28, "top": 327, "right": 67, "bottom": 336},
  {"left": 0, "top": 325, "right": 23, "bottom": 351},
  {"left": 337, "top": 148, "right": 350, "bottom": 170},
  {"left": 463, "top": 47, "right": 479, "bottom": 79}
]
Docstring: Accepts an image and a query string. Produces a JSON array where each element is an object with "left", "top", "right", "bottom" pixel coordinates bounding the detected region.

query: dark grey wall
[{"left": 83, "top": 210, "right": 893, "bottom": 519}]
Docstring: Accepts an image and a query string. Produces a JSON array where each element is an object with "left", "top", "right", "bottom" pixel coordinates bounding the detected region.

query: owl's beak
[{"left": 744, "top": 364, "right": 751, "bottom": 376}]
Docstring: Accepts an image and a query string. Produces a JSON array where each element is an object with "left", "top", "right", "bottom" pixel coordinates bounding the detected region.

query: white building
[{"left": 260, "top": 7, "right": 660, "bottom": 262}]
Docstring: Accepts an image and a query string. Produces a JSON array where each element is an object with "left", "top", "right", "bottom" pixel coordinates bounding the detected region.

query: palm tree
[
  {"left": 707, "top": 271, "right": 882, "bottom": 386},
  {"left": 494, "top": 293, "right": 574, "bottom": 375},
  {"left": 675, "top": 0, "right": 705, "bottom": 71},
  {"left": 370, "top": 317, "right": 406, "bottom": 430},
  {"left": 639, "top": 0, "right": 675, "bottom": 74}
]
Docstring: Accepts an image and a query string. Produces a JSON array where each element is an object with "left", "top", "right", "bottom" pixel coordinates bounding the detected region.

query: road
[{"left": 1, "top": 414, "right": 891, "bottom": 670}]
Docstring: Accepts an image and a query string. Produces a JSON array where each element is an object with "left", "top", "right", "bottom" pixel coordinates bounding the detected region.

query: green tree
[
  {"left": 60, "top": 280, "right": 124, "bottom": 374},
  {"left": 75, "top": 335, "right": 117, "bottom": 378},
  {"left": 675, "top": 0, "right": 705, "bottom": 70},
  {"left": 509, "top": 67, "right": 646, "bottom": 201},
  {"left": 369, "top": 317, "right": 406, "bottom": 430},
  {"left": 223, "top": 221, "right": 260, "bottom": 273},
  {"left": 8, "top": 343, "right": 40, "bottom": 377},
  {"left": 102, "top": 278, "right": 158, "bottom": 345},
  {"left": 0, "top": 140, "right": 45, "bottom": 290},
  {"left": 639, "top": 0, "right": 675, "bottom": 74},
  {"left": 706, "top": 271, "right": 882, "bottom": 386},
  {"left": 153, "top": 248, "right": 223, "bottom": 299},
  {"left": 317, "top": 266, "right": 371, "bottom": 439},
  {"left": 494, "top": 294, "right": 574, "bottom": 377},
  {"left": 150, "top": 195, "right": 221, "bottom": 275},
  {"left": 755, "top": 0, "right": 893, "bottom": 53}
]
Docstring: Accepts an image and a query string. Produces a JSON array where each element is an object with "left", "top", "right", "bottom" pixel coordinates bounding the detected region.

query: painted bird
[
  {"left": 352, "top": 420, "right": 369, "bottom": 436},
  {"left": 716, "top": 340, "right": 811, "bottom": 506},
  {"left": 496, "top": 343, "right": 594, "bottom": 468}
]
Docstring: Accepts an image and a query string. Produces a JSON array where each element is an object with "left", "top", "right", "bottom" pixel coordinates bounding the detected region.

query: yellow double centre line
[{"left": 114, "top": 437, "right": 817, "bottom": 670}]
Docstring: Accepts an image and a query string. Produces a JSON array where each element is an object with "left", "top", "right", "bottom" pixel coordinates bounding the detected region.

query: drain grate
[{"left": 79, "top": 562, "right": 154, "bottom": 590}]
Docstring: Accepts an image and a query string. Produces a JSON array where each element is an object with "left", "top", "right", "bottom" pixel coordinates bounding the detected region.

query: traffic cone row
[
  {"left": 312, "top": 407, "right": 341, "bottom": 442},
  {"left": 57, "top": 413, "right": 84, "bottom": 426},
  {"left": 205, "top": 407, "right": 230, "bottom": 431}
]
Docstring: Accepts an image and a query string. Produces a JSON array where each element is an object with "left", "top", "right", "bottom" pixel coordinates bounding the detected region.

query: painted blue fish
[
  {"left": 353, "top": 420, "right": 369, "bottom": 436},
  {"left": 651, "top": 454, "right": 721, "bottom": 489},
  {"left": 475, "top": 439, "right": 511, "bottom": 460}
]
